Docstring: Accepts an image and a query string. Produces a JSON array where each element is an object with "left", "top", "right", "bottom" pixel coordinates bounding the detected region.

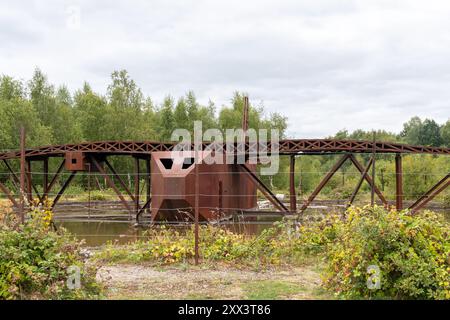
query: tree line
[{"left": 0, "top": 68, "right": 287, "bottom": 150}]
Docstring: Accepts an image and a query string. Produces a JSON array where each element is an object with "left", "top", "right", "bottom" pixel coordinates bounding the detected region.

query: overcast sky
[{"left": 1, "top": 0, "right": 449, "bottom": 138}]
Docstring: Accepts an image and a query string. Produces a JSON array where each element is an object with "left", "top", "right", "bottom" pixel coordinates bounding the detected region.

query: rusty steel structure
[
  {"left": 150, "top": 151, "right": 257, "bottom": 221},
  {"left": 0, "top": 138, "right": 449, "bottom": 222}
]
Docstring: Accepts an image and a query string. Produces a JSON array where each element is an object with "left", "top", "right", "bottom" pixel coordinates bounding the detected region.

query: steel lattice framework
[
  {"left": 0, "top": 138, "right": 449, "bottom": 220},
  {"left": 0, "top": 139, "right": 448, "bottom": 160}
]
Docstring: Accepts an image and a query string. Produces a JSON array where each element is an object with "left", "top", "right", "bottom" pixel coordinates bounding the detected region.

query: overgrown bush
[
  {"left": 94, "top": 205, "right": 449, "bottom": 300},
  {"left": 0, "top": 201, "right": 103, "bottom": 300},
  {"left": 94, "top": 221, "right": 325, "bottom": 266},
  {"left": 322, "top": 205, "right": 450, "bottom": 300}
]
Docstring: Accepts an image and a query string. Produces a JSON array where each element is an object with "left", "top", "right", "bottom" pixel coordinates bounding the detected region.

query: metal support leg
[
  {"left": 104, "top": 159, "right": 136, "bottom": 201},
  {"left": 26, "top": 159, "right": 32, "bottom": 202},
  {"left": 348, "top": 154, "right": 387, "bottom": 206},
  {"left": 409, "top": 174, "right": 449, "bottom": 213},
  {"left": 395, "top": 154, "right": 403, "bottom": 210},
  {"left": 289, "top": 155, "right": 297, "bottom": 212},
  {"left": 43, "top": 157, "right": 49, "bottom": 199},
  {"left": 239, "top": 163, "right": 289, "bottom": 213},
  {"left": 47, "top": 159, "right": 65, "bottom": 195},
  {"left": 89, "top": 155, "right": 134, "bottom": 218},
  {"left": 146, "top": 156, "right": 151, "bottom": 215},
  {"left": 0, "top": 182, "right": 18, "bottom": 207},
  {"left": 347, "top": 157, "right": 373, "bottom": 207},
  {"left": 51, "top": 171, "right": 77, "bottom": 209},
  {"left": 134, "top": 157, "right": 140, "bottom": 216},
  {"left": 300, "top": 154, "right": 350, "bottom": 212}
]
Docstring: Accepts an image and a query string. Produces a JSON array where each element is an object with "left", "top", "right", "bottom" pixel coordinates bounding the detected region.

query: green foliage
[
  {"left": 322, "top": 206, "right": 450, "bottom": 300},
  {"left": 400, "top": 116, "right": 445, "bottom": 147},
  {"left": 95, "top": 223, "right": 304, "bottom": 266},
  {"left": 0, "top": 206, "right": 103, "bottom": 300},
  {"left": 94, "top": 206, "right": 450, "bottom": 300}
]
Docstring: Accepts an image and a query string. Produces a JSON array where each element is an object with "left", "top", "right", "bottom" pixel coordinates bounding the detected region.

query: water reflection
[{"left": 56, "top": 218, "right": 280, "bottom": 247}]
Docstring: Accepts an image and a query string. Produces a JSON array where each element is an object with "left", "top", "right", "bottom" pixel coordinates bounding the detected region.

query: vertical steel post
[
  {"left": 145, "top": 156, "right": 151, "bottom": 215},
  {"left": 19, "top": 127, "right": 26, "bottom": 223},
  {"left": 26, "top": 159, "right": 32, "bottom": 202},
  {"left": 134, "top": 157, "right": 140, "bottom": 217},
  {"left": 87, "top": 163, "right": 91, "bottom": 219},
  {"left": 194, "top": 150, "right": 200, "bottom": 265},
  {"left": 43, "top": 157, "right": 48, "bottom": 199},
  {"left": 395, "top": 153, "right": 403, "bottom": 210},
  {"left": 371, "top": 132, "right": 376, "bottom": 207},
  {"left": 289, "top": 155, "right": 297, "bottom": 212}
]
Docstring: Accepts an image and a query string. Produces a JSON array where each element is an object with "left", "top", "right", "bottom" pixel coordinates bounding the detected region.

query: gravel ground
[{"left": 97, "top": 263, "right": 329, "bottom": 300}]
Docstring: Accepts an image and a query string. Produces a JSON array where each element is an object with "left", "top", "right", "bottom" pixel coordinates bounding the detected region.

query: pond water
[{"left": 55, "top": 219, "right": 280, "bottom": 247}]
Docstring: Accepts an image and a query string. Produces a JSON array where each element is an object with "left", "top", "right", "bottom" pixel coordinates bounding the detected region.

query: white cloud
[{"left": 0, "top": 0, "right": 449, "bottom": 138}]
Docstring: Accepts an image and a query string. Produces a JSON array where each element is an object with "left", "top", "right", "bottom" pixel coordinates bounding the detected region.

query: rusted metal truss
[
  {"left": 299, "top": 154, "right": 351, "bottom": 212},
  {"left": 239, "top": 163, "right": 289, "bottom": 213},
  {"left": 347, "top": 156, "right": 374, "bottom": 207},
  {"left": 409, "top": 174, "right": 450, "bottom": 214},
  {"left": 298, "top": 154, "right": 393, "bottom": 213},
  {"left": 0, "top": 138, "right": 448, "bottom": 218},
  {"left": 0, "top": 139, "right": 448, "bottom": 161}
]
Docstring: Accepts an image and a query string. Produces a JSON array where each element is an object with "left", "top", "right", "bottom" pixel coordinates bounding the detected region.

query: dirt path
[{"left": 97, "top": 264, "right": 331, "bottom": 300}]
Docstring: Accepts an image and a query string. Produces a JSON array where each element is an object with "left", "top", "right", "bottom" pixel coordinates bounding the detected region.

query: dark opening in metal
[
  {"left": 160, "top": 158, "right": 174, "bottom": 169},
  {"left": 182, "top": 157, "right": 194, "bottom": 169}
]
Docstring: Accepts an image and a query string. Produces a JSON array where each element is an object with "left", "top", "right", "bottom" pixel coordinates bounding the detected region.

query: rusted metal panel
[
  {"left": 151, "top": 151, "right": 257, "bottom": 221},
  {"left": 65, "top": 152, "right": 86, "bottom": 171}
]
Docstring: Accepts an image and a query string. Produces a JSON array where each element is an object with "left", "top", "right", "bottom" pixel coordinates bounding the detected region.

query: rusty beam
[
  {"left": 0, "top": 181, "right": 18, "bottom": 207},
  {"left": 51, "top": 171, "right": 77, "bottom": 209},
  {"left": 239, "top": 163, "right": 289, "bottom": 213},
  {"left": 409, "top": 174, "right": 450, "bottom": 213},
  {"left": 3, "top": 159, "right": 20, "bottom": 186},
  {"left": 347, "top": 157, "right": 374, "bottom": 207},
  {"left": 194, "top": 149, "right": 200, "bottom": 265},
  {"left": 89, "top": 155, "right": 133, "bottom": 217},
  {"left": 47, "top": 160, "right": 66, "bottom": 195},
  {"left": 31, "top": 181, "right": 43, "bottom": 204},
  {"left": 104, "top": 158, "right": 136, "bottom": 201},
  {"left": 136, "top": 197, "right": 151, "bottom": 220},
  {"left": 0, "top": 139, "right": 449, "bottom": 162},
  {"left": 145, "top": 156, "right": 151, "bottom": 215},
  {"left": 1, "top": 159, "right": 35, "bottom": 206},
  {"left": 43, "top": 157, "right": 49, "bottom": 198},
  {"left": 348, "top": 154, "right": 388, "bottom": 206},
  {"left": 300, "top": 154, "right": 350, "bottom": 212},
  {"left": 19, "top": 127, "right": 25, "bottom": 222},
  {"left": 134, "top": 157, "right": 140, "bottom": 215},
  {"left": 289, "top": 155, "right": 297, "bottom": 212},
  {"left": 371, "top": 133, "right": 376, "bottom": 206},
  {"left": 26, "top": 159, "right": 32, "bottom": 202},
  {"left": 395, "top": 154, "right": 403, "bottom": 210}
]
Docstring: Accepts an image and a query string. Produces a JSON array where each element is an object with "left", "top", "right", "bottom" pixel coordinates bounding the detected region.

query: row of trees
[
  {"left": 333, "top": 118, "right": 450, "bottom": 148},
  {"left": 0, "top": 69, "right": 287, "bottom": 150}
]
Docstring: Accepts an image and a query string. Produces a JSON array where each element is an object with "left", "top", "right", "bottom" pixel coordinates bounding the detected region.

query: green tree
[
  {"left": 421, "top": 119, "right": 443, "bottom": 146},
  {"left": 158, "top": 96, "right": 175, "bottom": 141},
  {"left": 74, "top": 83, "right": 108, "bottom": 141},
  {"left": 440, "top": 119, "right": 450, "bottom": 147},
  {"left": 400, "top": 116, "right": 423, "bottom": 145}
]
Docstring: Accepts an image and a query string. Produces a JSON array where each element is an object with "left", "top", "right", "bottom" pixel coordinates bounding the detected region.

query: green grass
[{"left": 242, "top": 280, "right": 306, "bottom": 300}]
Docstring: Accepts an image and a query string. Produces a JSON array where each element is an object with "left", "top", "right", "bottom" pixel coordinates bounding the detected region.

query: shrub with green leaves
[
  {"left": 322, "top": 205, "right": 450, "bottom": 300},
  {"left": 0, "top": 208, "right": 103, "bottom": 300}
]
